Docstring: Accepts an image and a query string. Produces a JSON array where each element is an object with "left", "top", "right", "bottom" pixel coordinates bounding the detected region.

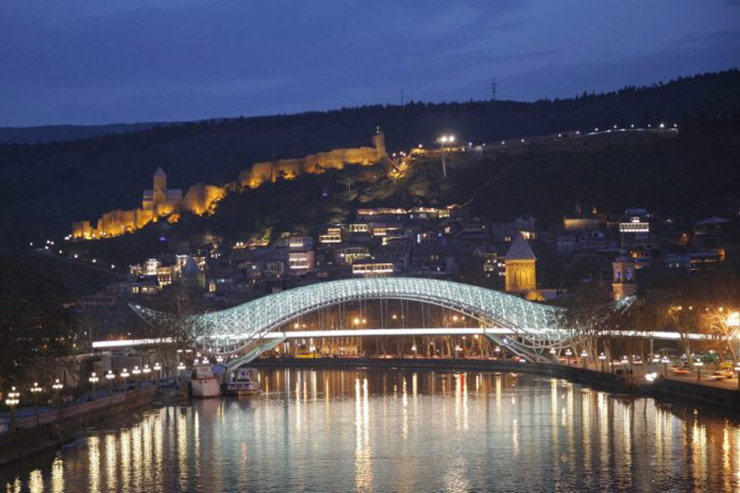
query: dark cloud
[{"left": 0, "top": 0, "right": 738, "bottom": 125}]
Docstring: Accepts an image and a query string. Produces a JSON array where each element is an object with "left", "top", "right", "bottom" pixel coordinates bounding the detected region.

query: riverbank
[
  {"left": 251, "top": 358, "right": 740, "bottom": 412},
  {"left": 0, "top": 387, "right": 161, "bottom": 467}
]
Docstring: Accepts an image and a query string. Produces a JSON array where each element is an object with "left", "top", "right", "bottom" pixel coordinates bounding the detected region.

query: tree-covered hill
[
  {"left": 70, "top": 123, "right": 740, "bottom": 268},
  {"left": 1, "top": 69, "right": 739, "bottom": 249}
]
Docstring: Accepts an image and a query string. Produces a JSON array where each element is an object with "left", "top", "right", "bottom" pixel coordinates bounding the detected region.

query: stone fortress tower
[
  {"left": 72, "top": 168, "right": 224, "bottom": 239},
  {"left": 143, "top": 167, "right": 183, "bottom": 219},
  {"left": 152, "top": 167, "right": 168, "bottom": 204},
  {"left": 372, "top": 125, "right": 386, "bottom": 157}
]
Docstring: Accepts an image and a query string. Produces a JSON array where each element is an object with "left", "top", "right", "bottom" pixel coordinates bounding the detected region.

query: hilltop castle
[
  {"left": 239, "top": 129, "right": 386, "bottom": 188},
  {"left": 72, "top": 168, "right": 225, "bottom": 239},
  {"left": 73, "top": 130, "right": 387, "bottom": 240}
]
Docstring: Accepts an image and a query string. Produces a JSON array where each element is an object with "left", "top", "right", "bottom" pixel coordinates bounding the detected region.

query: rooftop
[{"left": 504, "top": 234, "right": 536, "bottom": 261}]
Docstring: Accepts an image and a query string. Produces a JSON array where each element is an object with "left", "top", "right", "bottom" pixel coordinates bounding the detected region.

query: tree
[
  {"left": 703, "top": 308, "right": 738, "bottom": 362},
  {"left": 136, "top": 281, "right": 215, "bottom": 373},
  {"left": 559, "top": 282, "right": 621, "bottom": 363},
  {"left": 0, "top": 255, "right": 75, "bottom": 389},
  {"left": 661, "top": 273, "right": 740, "bottom": 365}
]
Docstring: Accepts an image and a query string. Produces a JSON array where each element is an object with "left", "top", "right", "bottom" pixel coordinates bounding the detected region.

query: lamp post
[
  {"left": 695, "top": 360, "right": 704, "bottom": 382},
  {"left": 494, "top": 346, "right": 501, "bottom": 359},
  {"left": 52, "top": 379, "right": 63, "bottom": 418},
  {"left": 143, "top": 365, "right": 151, "bottom": 387},
  {"left": 437, "top": 135, "right": 455, "bottom": 178},
  {"left": 455, "top": 344, "right": 462, "bottom": 359},
  {"left": 30, "top": 382, "right": 42, "bottom": 426},
  {"left": 88, "top": 372, "right": 99, "bottom": 400},
  {"left": 153, "top": 362, "right": 162, "bottom": 387},
  {"left": 599, "top": 353, "right": 606, "bottom": 373},
  {"left": 565, "top": 349, "right": 573, "bottom": 365},
  {"left": 5, "top": 387, "right": 20, "bottom": 433},
  {"left": 132, "top": 366, "right": 141, "bottom": 389},
  {"left": 105, "top": 370, "right": 115, "bottom": 395},
  {"left": 120, "top": 369, "right": 130, "bottom": 393},
  {"left": 411, "top": 344, "right": 417, "bottom": 359},
  {"left": 661, "top": 356, "right": 670, "bottom": 376},
  {"left": 581, "top": 350, "right": 588, "bottom": 370},
  {"left": 177, "top": 362, "right": 186, "bottom": 382}
]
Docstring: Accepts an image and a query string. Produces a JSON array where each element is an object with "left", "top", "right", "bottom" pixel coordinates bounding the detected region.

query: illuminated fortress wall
[
  {"left": 72, "top": 168, "right": 225, "bottom": 239},
  {"left": 72, "top": 131, "right": 386, "bottom": 240},
  {"left": 240, "top": 131, "right": 386, "bottom": 188}
]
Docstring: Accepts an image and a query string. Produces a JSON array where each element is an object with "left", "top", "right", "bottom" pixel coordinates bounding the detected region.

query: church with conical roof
[{"left": 504, "top": 233, "right": 537, "bottom": 294}]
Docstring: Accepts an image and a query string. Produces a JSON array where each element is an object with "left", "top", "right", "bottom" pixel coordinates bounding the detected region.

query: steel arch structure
[{"left": 131, "top": 277, "right": 570, "bottom": 359}]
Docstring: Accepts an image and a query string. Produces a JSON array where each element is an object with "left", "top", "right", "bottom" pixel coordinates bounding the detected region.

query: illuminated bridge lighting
[
  {"left": 125, "top": 278, "right": 694, "bottom": 360},
  {"left": 92, "top": 329, "right": 711, "bottom": 350},
  {"left": 130, "top": 277, "right": 566, "bottom": 352}
]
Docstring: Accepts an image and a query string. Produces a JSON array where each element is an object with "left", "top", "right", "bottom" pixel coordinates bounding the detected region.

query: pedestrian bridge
[{"left": 131, "top": 277, "right": 570, "bottom": 362}]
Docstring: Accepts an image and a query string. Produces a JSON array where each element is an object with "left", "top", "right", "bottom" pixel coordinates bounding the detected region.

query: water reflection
[{"left": 2, "top": 369, "right": 740, "bottom": 492}]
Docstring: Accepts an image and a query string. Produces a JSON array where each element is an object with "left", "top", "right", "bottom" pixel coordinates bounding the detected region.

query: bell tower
[
  {"left": 153, "top": 167, "right": 167, "bottom": 204},
  {"left": 372, "top": 126, "right": 387, "bottom": 158},
  {"left": 612, "top": 252, "right": 637, "bottom": 300}
]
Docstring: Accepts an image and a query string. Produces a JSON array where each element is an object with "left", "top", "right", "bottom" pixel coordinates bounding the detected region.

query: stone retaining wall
[{"left": 0, "top": 387, "right": 157, "bottom": 466}]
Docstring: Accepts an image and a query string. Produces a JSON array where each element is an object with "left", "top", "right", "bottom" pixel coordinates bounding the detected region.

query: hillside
[
  {"left": 66, "top": 125, "right": 740, "bottom": 268},
  {"left": 0, "top": 122, "right": 164, "bottom": 145},
  {"left": 1, "top": 69, "right": 739, "bottom": 249}
]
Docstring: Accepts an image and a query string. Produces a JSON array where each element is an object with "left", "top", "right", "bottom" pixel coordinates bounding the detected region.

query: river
[{"left": 2, "top": 368, "right": 740, "bottom": 492}]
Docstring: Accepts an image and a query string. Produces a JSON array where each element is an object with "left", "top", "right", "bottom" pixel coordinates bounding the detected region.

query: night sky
[{"left": 2, "top": 0, "right": 739, "bottom": 126}]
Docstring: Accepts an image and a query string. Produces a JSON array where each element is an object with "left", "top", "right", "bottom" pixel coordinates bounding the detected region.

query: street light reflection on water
[{"left": 3, "top": 368, "right": 740, "bottom": 491}]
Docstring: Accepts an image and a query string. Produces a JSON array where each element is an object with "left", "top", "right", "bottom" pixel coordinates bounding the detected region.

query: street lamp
[
  {"left": 455, "top": 344, "right": 462, "bottom": 359},
  {"left": 565, "top": 348, "right": 573, "bottom": 365},
  {"left": 105, "top": 370, "right": 115, "bottom": 394},
  {"left": 88, "top": 373, "right": 99, "bottom": 400},
  {"left": 437, "top": 135, "right": 455, "bottom": 178},
  {"left": 5, "top": 386, "right": 20, "bottom": 433},
  {"left": 580, "top": 350, "right": 588, "bottom": 369},
  {"left": 143, "top": 365, "right": 151, "bottom": 386},
  {"left": 411, "top": 344, "right": 417, "bottom": 358},
  {"left": 177, "top": 362, "right": 186, "bottom": 382},
  {"left": 153, "top": 363, "right": 162, "bottom": 386},
  {"left": 494, "top": 346, "right": 501, "bottom": 359},
  {"left": 120, "top": 369, "right": 130, "bottom": 392},
  {"left": 695, "top": 360, "right": 704, "bottom": 382},
  {"left": 30, "top": 382, "right": 43, "bottom": 426},
  {"left": 661, "top": 356, "right": 670, "bottom": 376},
  {"left": 598, "top": 352, "right": 606, "bottom": 373},
  {"left": 52, "top": 379, "right": 63, "bottom": 416},
  {"left": 132, "top": 366, "right": 141, "bottom": 389}
]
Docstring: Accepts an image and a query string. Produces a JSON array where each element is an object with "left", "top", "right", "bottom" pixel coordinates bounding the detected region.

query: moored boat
[{"left": 224, "top": 367, "right": 260, "bottom": 396}]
